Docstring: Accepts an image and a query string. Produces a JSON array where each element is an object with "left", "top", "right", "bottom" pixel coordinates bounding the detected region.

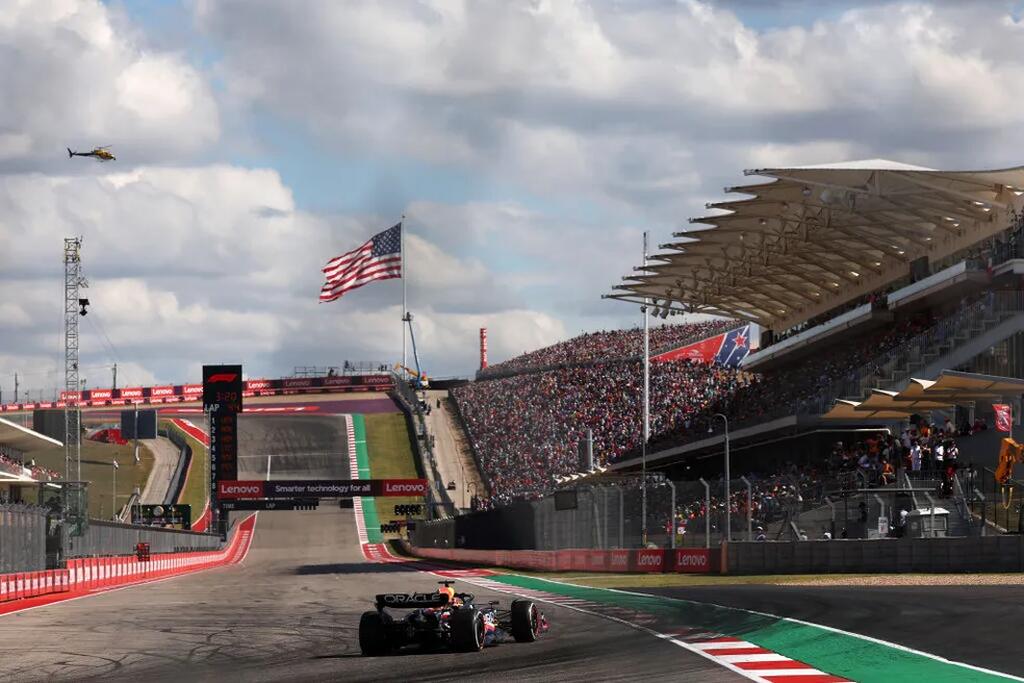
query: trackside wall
[
  {"left": 67, "top": 519, "right": 222, "bottom": 557},
  {"left": 0, "top": 514, "right": 254, "bottom": 606},
  {"left": 403, "top": 542, "right": 721, "bottom": 574},
  {"left": 412, "top": 503, "right": 537, "bottom": 549},
  {"left": 728, "top": 536, "right": 1024, "bottom": 574},
  {"left": 0, "top": 504, "right": 46, "bottom": 573},
  {"left": 408, "top": 537, "right": 1024, "bottom": 574}
]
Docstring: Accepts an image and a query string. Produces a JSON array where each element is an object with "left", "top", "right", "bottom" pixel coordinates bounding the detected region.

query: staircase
[
  {"left": 868, "top": 304, "right": 1011, "bottom": 393},
  {"left": 801, "top": 294, "right": 1024, "bottom": 410}
]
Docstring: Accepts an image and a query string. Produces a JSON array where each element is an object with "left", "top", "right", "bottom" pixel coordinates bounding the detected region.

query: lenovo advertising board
[
  {"left": 634, "top": 549, "right": 665, "bottom": 573},
  {"left": 217, "top": 479, "right": 428, "bottom": 499},
  {"left": 669, "top": 548, "right": 714, "bottom": 573}
]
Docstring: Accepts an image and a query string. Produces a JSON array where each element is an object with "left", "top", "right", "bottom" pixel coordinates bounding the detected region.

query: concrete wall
[
  {"left": 412, "top": 502, "right": 538, "bottom": 549},
  {"left": 0, "top": 504, "right": 46, "bottom": 572},
  {"left": 66, "top": 520, "right": 222, "bottom": 558},
  {"left": 728, "top": 536, "right": 1024, "bottom": 574}
]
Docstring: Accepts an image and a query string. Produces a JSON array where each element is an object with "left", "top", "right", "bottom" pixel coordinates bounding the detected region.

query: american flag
[{"left": 320, "top": 223, "right": 402, "bottom": 303}]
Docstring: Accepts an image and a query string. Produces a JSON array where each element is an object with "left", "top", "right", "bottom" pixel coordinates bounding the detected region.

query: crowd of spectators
[
  {"left": 0, "top": 451, "right": 58, "bottom": 481},
  {"left": 478, "top": 319, "right": 736, "bottom": 378},
  {"left": 455, "top": 293, "right": 987, "bottom": 509},
  {"left": 639, "top": 313, "right": 938, "bottom": 457},
  {"left": 453, "top": 357, "right": 755, "bottom": 505},
  {"left": 671, "top": 424, "right": 980, "bottom": 540}
]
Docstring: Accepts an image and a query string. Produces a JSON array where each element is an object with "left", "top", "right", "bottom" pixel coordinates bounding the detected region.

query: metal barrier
[
  {"left": 414, "top": 470, "right": 986, "bottom": 553},
  {"left": 969, "top": 467, "right": 1024, "bottom": 534},
  {"left": 728, "top": 535, "right": 1024, "bottom": 574},
  {"left": 413, "top": 477, "right": 678, "bottom": 550},
  {"left": 65, "top": 519, "right": 222, "bottom": 558},
  {"left": 162, "top": 425, "right": 193, "bottom": 505},
  {"left": 0, "top": 504, "right": 47, "bottom": 573},
  {"left": 389, "top": 377, "right": 456, "bottom": 518}
]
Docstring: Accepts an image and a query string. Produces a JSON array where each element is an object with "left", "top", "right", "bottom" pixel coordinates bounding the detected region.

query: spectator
[
  {"left": 881, "top": 460, "right": 896, "bottom": 486},
  {"left": 454, "top": 356, "right": 754, "bottom": 504},
  {"left": 479, "top": 320, "right": 737, "bottom": 378},
  {"left": 910, "top": 439, "right": 922, "bottom": 472}
]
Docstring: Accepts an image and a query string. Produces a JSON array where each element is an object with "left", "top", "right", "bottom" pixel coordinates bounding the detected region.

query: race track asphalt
[
  {"left": 634, "top": 584, "right": 1024, "bottom": 678},
  {"left": 0, "top": 414, "right": 739, "bottom": 683}
]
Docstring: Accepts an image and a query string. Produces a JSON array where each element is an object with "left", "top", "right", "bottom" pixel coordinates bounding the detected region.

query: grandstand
[
  {"left": 451, "top": 161, "right": 1024, "bottom": 543},
  {"left": 606, "top": 162, "right": 1024, "bottom": 469},
  {"left": 0, "top": 417, "right": 62, "bottom": 489},
  {"left": 477, "top": 319, "right": 736, "bottom": 379},
  {"left": 452, "top": 321, "right": 756, "bottom": 505}
]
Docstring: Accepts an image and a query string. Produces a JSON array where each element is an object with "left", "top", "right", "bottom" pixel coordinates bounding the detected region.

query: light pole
[
  {"left": 640, "top": 231, "right": 650, "bottom": 547},
  {"left": 133, "top": 401, "right": 140, "bottom": 465},
  {"left": 112, "top": 458, "right": 119, "bottom": 521},
  {"left": 712, "top": 413, "right": 731, "bottom": 543},
  {"left": 457, "top": 459, "right": 466, "bottom": 509}
]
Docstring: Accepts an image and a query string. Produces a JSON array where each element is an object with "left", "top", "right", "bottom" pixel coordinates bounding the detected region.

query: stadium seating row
[{"left": 478, "top": 319, "right": 735, "bottom": 378}]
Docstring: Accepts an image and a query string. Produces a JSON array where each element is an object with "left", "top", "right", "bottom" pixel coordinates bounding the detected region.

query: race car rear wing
[{"left": 376, "top": 592, "right": 449, "bottom": 609}]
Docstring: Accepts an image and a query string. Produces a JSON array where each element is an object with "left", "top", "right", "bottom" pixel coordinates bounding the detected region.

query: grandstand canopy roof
[
  {"left": 823, "top": 371, "right": 1024, "bottom": 420},
  {"left": 0, "top": 417, "right": 62, "bottom": 453},
  {"left": 610, "top": 160, "right": 1024, "bottom": 332}
]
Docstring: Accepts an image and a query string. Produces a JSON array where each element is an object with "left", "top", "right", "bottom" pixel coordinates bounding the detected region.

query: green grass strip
[
  {"left": 363, "top": 413, "right": 421, "bottom": 536},
  {"left": 351, "top": 414, "right": 382, "bottom": 543},
  {"left": 487, "top": 574, "right": 1016, "bottom": 683},
  {"left": 165, "top": 420, "right": 209, "bottom": 516}
]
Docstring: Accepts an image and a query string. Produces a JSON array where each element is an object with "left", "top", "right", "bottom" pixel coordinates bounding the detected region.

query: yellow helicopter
[{"left": 68, "top": 145, "right": 115, "bottom": 161}]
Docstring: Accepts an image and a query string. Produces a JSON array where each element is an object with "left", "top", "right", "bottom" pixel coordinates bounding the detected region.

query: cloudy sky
[{"left": 2, "top": 0, "right": 1024, "bottom": 396}]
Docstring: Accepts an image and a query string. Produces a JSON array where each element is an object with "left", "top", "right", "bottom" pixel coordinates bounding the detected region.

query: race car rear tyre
[
  {"left": 451, "top": 608, "right": 485, "bottom": 652},
  {"left": 359, "top": 611, "right": 392, "bottom": 656},
  {"left": 510, "top": 600, "right": 540, "bottom": 642}
]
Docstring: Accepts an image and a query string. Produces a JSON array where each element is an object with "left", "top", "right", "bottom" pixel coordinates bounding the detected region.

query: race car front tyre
[
  {"left": 510, "top": 600, "right": 540, "bottom": 642},
  {"left": 359, "top": 611, "right": 392, "bottom": 656},
  {"left": 451, "top": 608, "right": 485, "bottom": 652}
]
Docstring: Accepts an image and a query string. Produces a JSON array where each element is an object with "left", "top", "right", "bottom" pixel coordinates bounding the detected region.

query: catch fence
[
  {"left": 416, "top": 468, "right": 990, "bottom": 553},
  {"left": 65, "top": 520, "right": 222, "bottom": 558},
  {"left": 390, "top": 376, "right": 456, "bottom": 519},
  {"left": 0, "top": 504, "right": 48, "bottom": 572},
  {"left": 967, "top": 467, "right": 1024, "bottom": 534}
]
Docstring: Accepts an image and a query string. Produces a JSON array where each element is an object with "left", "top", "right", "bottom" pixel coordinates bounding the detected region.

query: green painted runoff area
[
  {"left": 488, "top": 574, "right": 1018, "bottom": 683},
  {"left": 351, "top": 414, "right": 382, "bottom": 543}
]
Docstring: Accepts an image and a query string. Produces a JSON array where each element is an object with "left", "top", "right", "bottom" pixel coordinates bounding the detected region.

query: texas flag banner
[
  {"left": 994, "top": 403, "right": 1013, "bottom": 433},
  {"left": 651, "top": 325, "right": 751, "bottom": 367}
]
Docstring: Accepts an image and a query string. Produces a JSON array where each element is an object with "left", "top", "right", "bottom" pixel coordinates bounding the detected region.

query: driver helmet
[{"left": 438, "top": 585, "right": 456, "bottom": 603}]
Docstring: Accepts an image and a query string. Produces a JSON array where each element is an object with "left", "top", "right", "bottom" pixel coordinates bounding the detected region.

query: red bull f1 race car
[{"left": 359, "top": 581, "right": 549, "bottom": 654}]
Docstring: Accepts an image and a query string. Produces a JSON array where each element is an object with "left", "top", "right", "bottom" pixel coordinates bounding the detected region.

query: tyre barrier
[
  {"left": 408, "top": 545, "right": 722, "bottom": 574},
  {"left": 0, "top": 514, "right": 256, "bottom": 606}
]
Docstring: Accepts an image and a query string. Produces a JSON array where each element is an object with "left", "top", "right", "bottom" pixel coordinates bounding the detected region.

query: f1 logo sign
[{"left": 203, "top": 364, "right": 243, "bottom": 411}]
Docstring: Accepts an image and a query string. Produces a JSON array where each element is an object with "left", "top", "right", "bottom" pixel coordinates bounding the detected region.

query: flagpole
[{"left": 401, "top": 215, "right": 407, "bottom": 377}]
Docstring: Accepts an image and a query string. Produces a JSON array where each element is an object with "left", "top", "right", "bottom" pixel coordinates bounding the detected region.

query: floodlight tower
[{"left": 64, "top": 237, "right": 88, "bottom": 483}]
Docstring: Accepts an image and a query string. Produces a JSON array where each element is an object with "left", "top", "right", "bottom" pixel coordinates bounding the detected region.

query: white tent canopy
[
  {"left": 822, "top": 370, "right": 1024, "bottom": 420},
  {"left": 0, "top": 417, "right": 62, "bottom": 454},
  {"left": 611, "top": 160, "right": 1024, "bottom": 332}
]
